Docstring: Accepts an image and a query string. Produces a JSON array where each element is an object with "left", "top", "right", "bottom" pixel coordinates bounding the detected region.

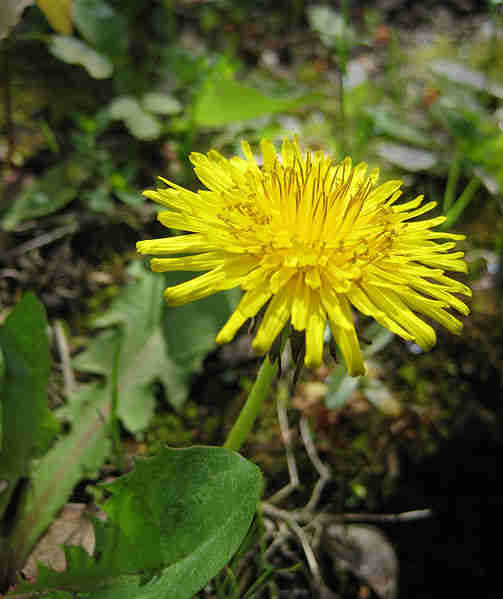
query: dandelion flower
[{"left": 137, "top": 137, "right": 471, "bottom": 376}]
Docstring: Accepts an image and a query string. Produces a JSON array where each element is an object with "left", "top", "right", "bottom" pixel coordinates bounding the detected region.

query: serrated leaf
[
  {"left": 11, "top": 446, "right": 262, "bottom": 599},
  {"left": 8, "top": 383, "right": 111, "bottom": 568},
  {"left": 193, "top": 70, "right": 320, "bottom": 127},
  {"left": 36, "top": 0, "right": 72, "bottom": 34},
  {"left": 73, "top": 263, "right": 183, "bottom": 431},
  {"left": 2, "top": 164, "right": 79, "bottom": 230},
  {"left": 0, "top": 294, "right": 59, "bottom": 517},
  {"left": 50, "top": 35, "right": 113, "bottom": 79}
]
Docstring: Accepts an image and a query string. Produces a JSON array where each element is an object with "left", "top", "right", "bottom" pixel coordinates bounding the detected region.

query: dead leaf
[
  {"left": 23, "top": 503, "right": 104, "bottom": 579},
  {"left": 323, "top": 523, "right": 399, "bottom": 599}
]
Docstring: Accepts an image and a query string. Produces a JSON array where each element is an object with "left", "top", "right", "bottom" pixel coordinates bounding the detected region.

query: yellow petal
[
  {"left": 252, "top": 281, "right": 295, "bottom": 354},
  {"left": 304, "top": 296, "right": 326, "bottom": 368},
  {"left": 217, "top": 286, "right": 272, "bottom": 344},
  {"left": 136, "top": 234, "right": 209, "bottom": 255},
  {"left": 328, "top": 296, "right": 365, "bottom": 376}
]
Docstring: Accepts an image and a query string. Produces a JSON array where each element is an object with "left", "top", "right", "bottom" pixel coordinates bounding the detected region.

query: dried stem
[
  {"left": 266, "top": 382, "right": 299, "bottom": 504},
  {"left": 53, "top": 320, "right": 76, "bottom": 397},
  {"left": 299, "top": 416, "right": 331, "bottom": 512}
]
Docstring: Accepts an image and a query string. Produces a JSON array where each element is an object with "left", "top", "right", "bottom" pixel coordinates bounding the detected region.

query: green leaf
[
  {"left": 8, "top": 383, "right": 111, "bottom": 568},
  {"left": 12, "top": 446, "right": 262, "bottom": 599},
  {"left": 73, "top": 262, "right": 184, "bottom": 431},
  {"left": 141, "top": 92, "right": 182, "bottom": 115},
  {"left": 366, "top": 107, "right": 434, "bottom": 148},
  {"left": 307, "top": 4, "right": 356, "bottom": 49},
  {"left": 193, "top": 69, "right": 320, "bottom": 127},
  {"left": 108, "top": 96, "right": 162, "bottom": 140},
  {"left": 73, "top": 0, "right": 128, "bottom": 60},
  {"left": 325, "top": 364, "right": 359, "bottom": 410},
  {"left": 163, "top": 272, "right": 235, "bottom": 373},
  {"left": 114, "top": 190, "right": 144, "bottom": 206},
  {"left": 0, "top": 343, "right": 5, "bottom": 449},
  {"left": 74, "top": 263, "right": 234, "bottom": 420},
  {"left": 376, "top": 142, "right": 437, "bottom": 172},
  {"left": 2, "top": 164, "right": 79, "bottom": 230},
  {"left": 433, "top": 94, "right": 503, "bottom": 191},
  {"left": 85, "top": 185, "right": 114, "bottom": 214},
  {"left": 0, "top": 294, "right": 59, "bottom": 517},
  {"left": 431, "top": 59, "right": 503, "bottom": 99},
  {"left": 49, "top": 35, "right": 113, "bottom": 79}
]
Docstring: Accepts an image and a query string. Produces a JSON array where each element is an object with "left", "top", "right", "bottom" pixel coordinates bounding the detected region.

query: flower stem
[{"left": 224, "top": 354, "right": 279, "bottom": 452}]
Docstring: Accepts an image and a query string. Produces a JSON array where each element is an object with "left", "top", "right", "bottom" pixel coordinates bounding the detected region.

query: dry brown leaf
[{"left": 23, "top": 503, "right": 104, "bottom": 579}]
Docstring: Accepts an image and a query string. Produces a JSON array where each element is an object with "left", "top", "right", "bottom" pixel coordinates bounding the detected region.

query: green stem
[
  {"left": 336, "top": 0, "right": 350, "bottom": 155},
  {"left": 442, "top": 176, "right": 481, "bottom": 230},
  {"left": 443, "top": 147, "right": 462, "bottom": 212},
  {"left": 224, "top": 355, "right": 279, "bottom": 452}
]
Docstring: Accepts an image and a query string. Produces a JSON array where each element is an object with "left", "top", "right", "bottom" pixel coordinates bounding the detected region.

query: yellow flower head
[{"left": 137, "top": 137, "right": 471, "bottom": 376}]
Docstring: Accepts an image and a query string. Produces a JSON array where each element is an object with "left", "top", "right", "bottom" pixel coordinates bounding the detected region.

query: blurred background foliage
[{"left": 1, "top": 1, "right": 503, "bottom": 597}]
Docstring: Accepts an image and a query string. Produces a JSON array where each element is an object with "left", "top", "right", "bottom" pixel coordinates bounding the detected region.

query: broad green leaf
[
  {"left": 193, "top": 70, "right": 321, "bottom": 127},
  {"left": 141, "top": 92, "right": 182, "bottom": 115},
  {"left": 108, "top": 96, "right": 162, "bottom": 140},
  {"left": 36, "top": 0, "right": 72, "bottom": 34},
  {"left": 0, "top": 294, "right": 59, "bottom": 517},
  {"left": 50, "top": 35, "right": 113, "bottom": 79},
  {"left": 8, "top": 383, "right": 111, "bottom": 568},
  {"left": 163, "top": 272, "right": 235, "bottom": 373},
  {"left": 11, "top": 446, "right": 262, "bottom": 599},
  {"left": 73, "top": 0, "right": 127, "bottom": 60},
  {"left": 108, "top": 96, "right": 141, "bottom": 120},
  {"left": 2, "top": 164, "right": 79, "bottom": 230}
]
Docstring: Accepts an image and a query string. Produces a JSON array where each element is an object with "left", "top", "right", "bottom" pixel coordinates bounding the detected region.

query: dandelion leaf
[
  {"left": 10, "top": 446, "right": 262, "bottom": 599},
  {"left": 0, "top": 294, "right": 59, "bottom": 515}
]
